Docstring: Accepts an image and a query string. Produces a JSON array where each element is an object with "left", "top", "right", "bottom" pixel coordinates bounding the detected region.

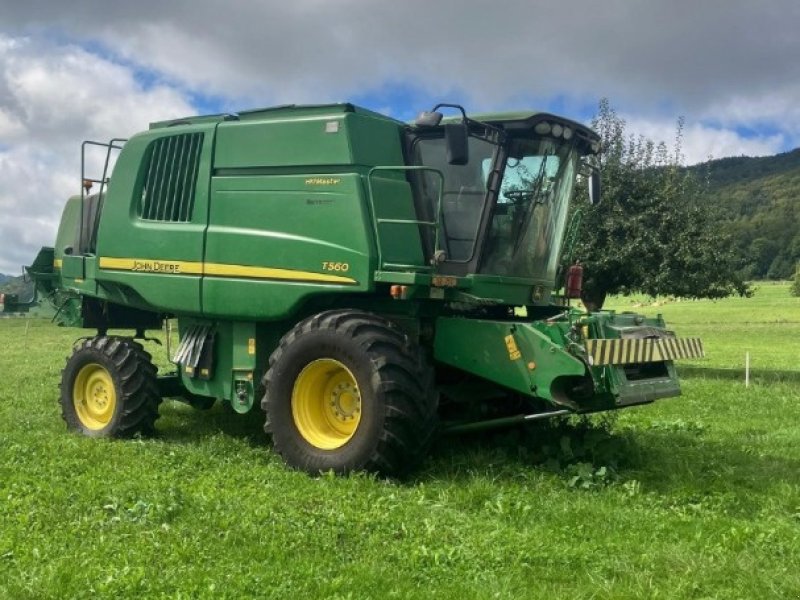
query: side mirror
[
  {"left": 444, "top": 123, "right": 469, "bottom": 166},
  {"left": 588, "top": 170, "right": 601, "bottom": 205}
]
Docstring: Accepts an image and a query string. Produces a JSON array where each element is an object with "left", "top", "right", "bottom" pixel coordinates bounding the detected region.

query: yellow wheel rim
[
  {"left": 73, "top": 363, "right": 117, "bottom": 431},
  {"left": 292, "top": 359, "right": 362, "bottom": 450}
]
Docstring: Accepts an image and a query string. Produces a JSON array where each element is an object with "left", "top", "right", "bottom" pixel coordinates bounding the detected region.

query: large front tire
[
  {"left": 60, "top": 336, "right": 161, "bottom": 437},
  {"left": 262, "top": 310, "right": 438, "bottom": 476}
]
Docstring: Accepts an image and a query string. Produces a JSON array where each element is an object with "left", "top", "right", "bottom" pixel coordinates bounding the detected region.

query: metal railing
[
  {"left": 79, "top": 138, "right": 127, "bottom": 254},
  {"left": 366, "top": 166, "right": 444, "bottom": 272}
]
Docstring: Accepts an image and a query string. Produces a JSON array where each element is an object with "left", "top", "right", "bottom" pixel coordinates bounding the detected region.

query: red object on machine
[{"left": 565, "top": 263, "right": 583, "bottom": 299}]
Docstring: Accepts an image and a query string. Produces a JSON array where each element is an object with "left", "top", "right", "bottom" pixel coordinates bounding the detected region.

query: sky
[{"left": 1, "top": 0, "right": 799, "bottom": 274}]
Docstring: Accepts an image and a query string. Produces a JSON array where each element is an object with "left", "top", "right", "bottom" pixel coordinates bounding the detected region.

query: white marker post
[{"left": 745, "top": 351, "right": 750, "bottom": 388}]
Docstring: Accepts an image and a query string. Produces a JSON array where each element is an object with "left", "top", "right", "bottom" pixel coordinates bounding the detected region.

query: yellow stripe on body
[
  {"left": 99, "top": 257, "right": 203, "bottom": 275},
  {"left": 53, "top": 259, "right": 63, "bottom": 269},
  {"left": 98, "top": 257, "right": 357, "bottom": 285},
  {"left": 203, "top": 262, "right": 356, "bottom": 284}
]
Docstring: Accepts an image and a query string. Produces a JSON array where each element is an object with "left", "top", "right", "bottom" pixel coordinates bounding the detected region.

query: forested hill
[{"left": 693, "top": 148, "right": 800, "bottom": 279}]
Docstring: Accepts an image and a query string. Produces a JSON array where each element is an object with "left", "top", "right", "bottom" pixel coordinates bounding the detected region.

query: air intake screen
[{"left": 140, "top": 133, "right": 203, "bottom": 221}]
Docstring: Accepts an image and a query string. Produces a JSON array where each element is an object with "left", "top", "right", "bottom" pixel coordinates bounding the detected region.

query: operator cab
[{"left": 406, "top": 106, "right": 601, "bottom": 284}]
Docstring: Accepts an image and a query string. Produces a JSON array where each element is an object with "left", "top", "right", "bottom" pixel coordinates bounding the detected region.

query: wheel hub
[
  {"left": 73, "top": 363, "right": 117, "bottom": 430},
  {"left": 330, "top": 381, "right": 361, "bottom": 420},
  {"left": 292, "top": 359, "right": 362, "bottom": 450}
]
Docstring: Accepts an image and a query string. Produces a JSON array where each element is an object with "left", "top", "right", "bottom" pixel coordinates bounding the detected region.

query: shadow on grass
[
  {"left": 421, "top": 417, "right": 800, "bottom": 507},
  {"left": 155, "top": 399, "right": 268, "bottom": 448}
]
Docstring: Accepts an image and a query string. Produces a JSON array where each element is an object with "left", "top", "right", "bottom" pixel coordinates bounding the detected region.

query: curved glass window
[{"left": 479, "top": 138, "right": 578, "bottom": 280}]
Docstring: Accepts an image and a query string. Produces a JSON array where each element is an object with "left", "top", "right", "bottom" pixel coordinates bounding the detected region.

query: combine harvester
[{"left": 28, "top": 103, "right": 703, "bottom": 475}]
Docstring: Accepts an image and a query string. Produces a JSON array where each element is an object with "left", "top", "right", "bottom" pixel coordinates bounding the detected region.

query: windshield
[
  {"left": 479, "top": 138, "right": 578, "bottom": 280},
  {"left": 414, "top": 136, "right": 498, "bottom": 261}
]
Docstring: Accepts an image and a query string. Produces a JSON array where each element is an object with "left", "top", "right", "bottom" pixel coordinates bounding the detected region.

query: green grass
[
  {"left": 1, "top": 285, "right": 799, "bottom": 598},
  {"left": 605, "top": 281, "right": 800, "bottom": 373}
]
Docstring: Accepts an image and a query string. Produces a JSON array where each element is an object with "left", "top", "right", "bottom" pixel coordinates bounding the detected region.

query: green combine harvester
[{"left": 28, "top": 102, "right": 703, "bottom": 475}]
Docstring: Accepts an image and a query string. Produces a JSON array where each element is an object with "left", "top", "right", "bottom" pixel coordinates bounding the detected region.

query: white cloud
[
  {"left": 702, "top": 87, "right": 800, "bottom": 140},
  {"left": 5, "top": 0, "right": 800, "bottom": 127},
  {"left": 0, "top": 35, "right": 194, "bottom": 274},
  {"left": 625, "top": 117, "right": 785, "bottom": 164}
]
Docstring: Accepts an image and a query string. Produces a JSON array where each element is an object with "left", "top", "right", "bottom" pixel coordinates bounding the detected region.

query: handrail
[
  {"left": 366, "top": 166, "right": 444, "bottom": 272},
  {"left": 79, "top": 138, "right": 127, "bottom": 254}
]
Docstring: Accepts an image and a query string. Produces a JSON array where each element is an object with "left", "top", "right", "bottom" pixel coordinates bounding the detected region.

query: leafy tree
[
  {"left": 792, "top": 264, "right": 800, "bottom": 297},
  {"left": 572, "top": 99, "right": 749, "bottom": 309}
]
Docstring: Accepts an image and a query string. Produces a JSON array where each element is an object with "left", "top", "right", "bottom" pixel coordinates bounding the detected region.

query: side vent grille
[{"left": 140, "top": 133, "right": 203, "bottom": 222}]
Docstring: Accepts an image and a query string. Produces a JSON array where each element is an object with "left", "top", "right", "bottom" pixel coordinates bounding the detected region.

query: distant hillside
[
  {"left": 0, "top": 273, "right": 12, "bottom": 286},
  {"left": 695, "top": 148, "right": 800, "bottom": 189},
  {"left": 692, "top": 148, "right": 800, "bottom": 279}
]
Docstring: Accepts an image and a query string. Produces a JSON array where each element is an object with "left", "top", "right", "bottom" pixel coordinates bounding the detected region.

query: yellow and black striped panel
[{"left": 585, "top": 337, "right": 704, "bottom": 366}]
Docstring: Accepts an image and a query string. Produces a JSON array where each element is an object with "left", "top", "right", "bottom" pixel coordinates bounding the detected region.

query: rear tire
[
  {"left": 262, "top": 310, "right": 438, "bottom": 476},
  {"left": 60, "top": 336, "right": 161, "bottom": 437}
]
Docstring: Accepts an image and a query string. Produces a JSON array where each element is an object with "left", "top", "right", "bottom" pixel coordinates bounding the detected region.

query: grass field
[{"left": 1, "top": 284, "right": 798, "bottom": 599}]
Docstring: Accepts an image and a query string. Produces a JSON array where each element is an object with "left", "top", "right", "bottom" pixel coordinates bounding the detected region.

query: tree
[{"left": 572, "top": 99, "right": 750, "bottom": 309}]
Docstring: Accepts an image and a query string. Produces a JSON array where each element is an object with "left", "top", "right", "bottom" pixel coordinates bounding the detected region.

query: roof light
[
  {"left": 534, "top": 122, "right": 552, "bottom": 135},
  {"left": 562, "top": 127, "right": 573, "bottom": 140},
  {"left": 551, "top": 124, "right": 564, "bottom": 137}
]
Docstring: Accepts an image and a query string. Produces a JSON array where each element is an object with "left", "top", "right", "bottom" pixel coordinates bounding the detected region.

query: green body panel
[
  {"left": 465, "top": 274, "right": 555, "bottom": 306},
  {"left": 202, "top": 173, "right": 373, "bottom": 319},
  {"left": 434, "top": 317, "right": 586, "bottom": 403},
  {"left": 434, "top": 310, "right": 683, "bottom": 412},
  {"left": 178, "top": 318, "right": 283, "bottom": 409},
  {"left": 214, "top": 110, "right": 403, "bottom": 170},
  {"left": 368, "top": 171, "right": 426, "bottom": 268},
  {"left": 215, "top": 116, "right": 352, "bottom": 169}
]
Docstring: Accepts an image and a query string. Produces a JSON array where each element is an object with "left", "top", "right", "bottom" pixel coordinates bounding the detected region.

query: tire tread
[
  {"left": 60, "top": 336, "right": 161, "bottom": 438},
  {"left": 261, "top": 309, "right": 438, "bottom": 476}
]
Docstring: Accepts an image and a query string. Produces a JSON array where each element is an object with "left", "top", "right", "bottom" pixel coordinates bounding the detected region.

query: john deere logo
[{"left": 131, "top": 260, "right": 182, "bottom": 274}]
